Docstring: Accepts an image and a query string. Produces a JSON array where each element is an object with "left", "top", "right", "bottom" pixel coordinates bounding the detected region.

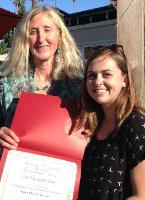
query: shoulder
[
  {"left": 122, "top": 110, "right": 145, "bottom": 169},
  {"left": 125, "top": 110, "right": 145, "bottom": 131},
  {"left": 3, "top": 74, "right": 34, "bottom": 94},
  {"left": 51, "top": 77, "right": 83, "bottom": 100},
  {"left": 122, "top": 110, "right": 145, "bottom": 140},
  {"left": 1, "top": 74, "right": 34, "bottom": 109},
  {"left": 2, "top": 75, "right": 20, "bottom": 95},
  {"left": 62, "top": 77, "right": 83, "bottom": 90},
  {"left": 117, "top": 110, "right": 145, "bottom": 152},
  {"left": 63, "top": 77, "right": 83, "bottom": 85}
]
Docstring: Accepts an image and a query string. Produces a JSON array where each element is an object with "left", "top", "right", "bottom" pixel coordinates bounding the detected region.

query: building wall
[
  {"left": 69, "top": 19, "right": 116, "bottom": 60},
  {"left": 117, "top": 0, "right": 145, "bottom": 106}
]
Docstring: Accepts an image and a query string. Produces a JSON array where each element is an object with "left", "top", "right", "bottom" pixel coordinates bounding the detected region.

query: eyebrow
[
  {"left": 87, "top": 69, "right": 113, "bottom": 73},
  {"left": 30, "top": 25, "right": 51, "bottom": 29}
]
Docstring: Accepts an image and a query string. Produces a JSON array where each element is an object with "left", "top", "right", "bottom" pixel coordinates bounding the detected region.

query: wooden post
[
  {"left": 32, "top": 0, "right": 38, "bottom": 8},
  {"left": 116, "top": 0, "right": 145, "bottom": 106}
]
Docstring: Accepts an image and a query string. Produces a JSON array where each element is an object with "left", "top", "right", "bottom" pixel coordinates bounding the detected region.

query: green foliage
[
  {"left": 0, "top": 0, "right": 26, "bottom": 55},
  {"left": 3, "top": 30, "right": 14, "bottom": 48},
  {"left": 0, "top": 41, "right": 8, "bottom": 55},
  {"left": 0, "top": 29, "right": 14, "bottom": 54},
  {"left": 12, "top": 0, "right": 26, "bottom": 14}
]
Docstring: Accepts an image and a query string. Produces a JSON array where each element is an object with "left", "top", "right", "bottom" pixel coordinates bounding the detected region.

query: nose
[
  {"left": 95, "top": 74, "right": 103, "bottom": 86},
  {"left": 37, "top": 30, "right": 45, "bottom": 42}
]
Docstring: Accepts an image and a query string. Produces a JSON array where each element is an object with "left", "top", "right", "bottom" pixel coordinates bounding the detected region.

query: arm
[
  {"left": 0, "top": 75, "right": 19, "bottom": 150},
  {"left": 0, "top": 97, "right": 19, "bottom": 150},
  {"left": 125, "top": 111, "right": 145, "bottom": 200},
  {"left": 127, "top": 160, "right": 145, "bottom": 200}
]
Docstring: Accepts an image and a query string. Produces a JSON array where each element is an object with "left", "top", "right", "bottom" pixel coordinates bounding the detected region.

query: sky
[{"left": 0, "top": 0, "right": 110, "bottom": 14}]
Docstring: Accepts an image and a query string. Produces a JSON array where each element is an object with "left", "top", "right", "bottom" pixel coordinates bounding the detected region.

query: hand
[{"left": 0, "top": 127, "right": 19, "bottom": 150}]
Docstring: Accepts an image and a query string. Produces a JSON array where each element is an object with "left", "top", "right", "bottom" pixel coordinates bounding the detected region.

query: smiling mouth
[
  {"left": 94, "top": 89, "right": 107, "bottom": 94},
  {"left": 35, "top": 45, "right": 49, "bottom": 49}
]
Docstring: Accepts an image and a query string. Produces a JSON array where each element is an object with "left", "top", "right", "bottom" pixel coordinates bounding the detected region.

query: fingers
[
  {"left": 0, "top": 127, "right": 19, "bottom": 142},
  {"left": 0, "top": 127, "right": 19, "bottom": 150}
]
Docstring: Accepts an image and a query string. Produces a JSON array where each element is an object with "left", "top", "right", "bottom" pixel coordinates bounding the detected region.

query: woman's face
[
  {"left": 28, "top": 12, "right": 60, "bottom": 63},
  {"left": 86, "top": 55, "right": 126, "bottom": 109}
]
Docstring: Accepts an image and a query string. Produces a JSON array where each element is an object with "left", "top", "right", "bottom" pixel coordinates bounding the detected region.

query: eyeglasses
[
  {"left": 95, "top": 43, "right": 123, "bottom": 50},
  {"left": 93, "top": 43, "right": 125, "bottom": 56}
]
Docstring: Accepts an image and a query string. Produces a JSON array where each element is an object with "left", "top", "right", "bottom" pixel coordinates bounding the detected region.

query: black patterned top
[{"left": 78, "top": 110, "right": 145, "bottom": 200}]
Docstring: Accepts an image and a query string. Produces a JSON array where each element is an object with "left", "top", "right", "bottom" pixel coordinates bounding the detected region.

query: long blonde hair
[
  {"left": 77, "top": 44, "right": 145, "bottom": 137},
  {"left": 0, "top": 6, "right": 83, "bottom": 79}
]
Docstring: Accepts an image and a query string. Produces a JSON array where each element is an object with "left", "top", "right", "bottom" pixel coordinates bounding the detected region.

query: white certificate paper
[{"left": 0, "top": 150, "right": 77, "bottom": 200}]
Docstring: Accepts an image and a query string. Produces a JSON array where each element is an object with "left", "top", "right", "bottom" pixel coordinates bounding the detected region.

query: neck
[
  {"left": 34, "top": 59, "right": 54, "bottom": 81},
  {"left": 34, "top": 68, "right": 52, "bottom": 82},
  {"left": 34, "top": 64, "right": 53, "bottom": 82},
  {"left": 103, "top": 105, "right": 115, "bottom": 123},
  {"left": 96, "top": 106, "right": 115, "bottom": 140}
]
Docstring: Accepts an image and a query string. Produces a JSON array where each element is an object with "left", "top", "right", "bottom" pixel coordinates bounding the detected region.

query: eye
[
  {"left": 87, "top": 73, "right": 96, "bottom": 80},
  {"left": 30, "top": 29, "right": 37, "bottom": 35},
  {"left": 103, "top": 73, "right": 112, "bottom": 78},
  {"left": 45, "top": 28, "right": 51, "bottom": 32}
]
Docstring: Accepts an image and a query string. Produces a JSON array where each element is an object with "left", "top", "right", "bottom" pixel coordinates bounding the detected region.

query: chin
[
  {"left": 38, "top": 57, "right": 50, "bottom": 62},
  {"left": 93, "top": 97, "right": 106, "bottom": 104},
  {"left": 95, "top": 99, "right": 112, "bottom": 106}
]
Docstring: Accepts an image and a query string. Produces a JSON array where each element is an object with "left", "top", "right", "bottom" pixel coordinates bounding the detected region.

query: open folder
[{"left": 0, "top": 92, "right": 87, "bottom": 200}]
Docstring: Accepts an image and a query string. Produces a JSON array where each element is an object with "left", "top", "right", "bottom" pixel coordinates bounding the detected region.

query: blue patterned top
[{"left": 0, "top": 73, "right": 82, "bottom": 128}]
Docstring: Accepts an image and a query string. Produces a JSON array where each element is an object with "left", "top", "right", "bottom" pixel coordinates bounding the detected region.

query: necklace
[
  {"left": 32, "top": 67, "right": 53, "bottom": 91},
  {"left": 35, "top": 81, "right": 51, "bottom": 91}
]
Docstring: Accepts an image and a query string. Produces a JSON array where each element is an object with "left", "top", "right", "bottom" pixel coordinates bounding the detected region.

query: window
[
  {"left": 78, "top": 16, "right": 91, "bottom": 25},
  {"left": 92, "top": 12, "right": 107, "bottom": 23}
]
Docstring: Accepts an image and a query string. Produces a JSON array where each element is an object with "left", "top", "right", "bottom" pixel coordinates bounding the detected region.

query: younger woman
[{"left": 78, "top": 44, "right": 145, "bottom": 200}]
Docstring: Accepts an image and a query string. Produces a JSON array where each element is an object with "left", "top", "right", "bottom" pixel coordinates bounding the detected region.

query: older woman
[{"left": 0, "top": 6, "right": 84, "bottom": 150}]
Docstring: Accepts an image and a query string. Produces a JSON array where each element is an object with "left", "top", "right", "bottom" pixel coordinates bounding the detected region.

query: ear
[{"left": 122, "top": 74, "right": 128, "bottom": 88}]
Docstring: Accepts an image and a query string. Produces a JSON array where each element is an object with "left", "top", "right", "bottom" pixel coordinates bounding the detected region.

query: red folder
[{"left": 0, "top": 92, "right": 87, "bottom": 200}]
